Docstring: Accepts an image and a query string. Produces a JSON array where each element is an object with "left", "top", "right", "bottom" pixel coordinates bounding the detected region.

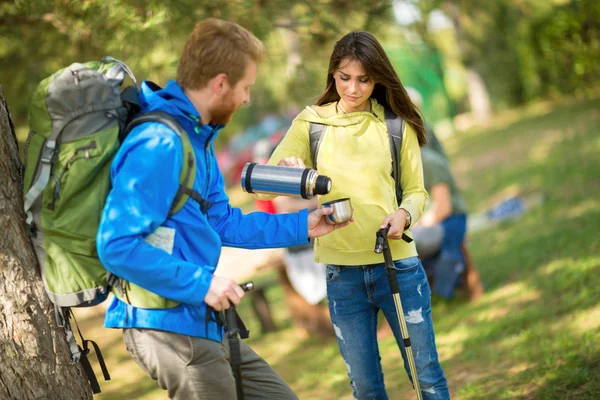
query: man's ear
[{"left": 212, "top": 73, "right": 230, "bottom": 96}]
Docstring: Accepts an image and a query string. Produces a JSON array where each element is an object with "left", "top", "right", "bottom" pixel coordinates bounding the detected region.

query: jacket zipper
[
  {"left": 191, "top": 116, "right": 218, "bottom": 212},
  {"left": 203, "top": 129, "right": 217, "bottom": 202}
]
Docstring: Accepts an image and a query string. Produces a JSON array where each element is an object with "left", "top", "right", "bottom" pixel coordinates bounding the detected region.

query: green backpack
[{"left": 22, "top": 57, "right": 199, "bottom": 393}]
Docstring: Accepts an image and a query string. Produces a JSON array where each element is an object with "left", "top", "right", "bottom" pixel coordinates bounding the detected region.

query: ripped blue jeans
[{"left": 326, "top": 257, "right": 450, "bottom": 400}]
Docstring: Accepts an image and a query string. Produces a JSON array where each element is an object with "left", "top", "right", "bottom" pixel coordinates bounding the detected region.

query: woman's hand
[
  {"left": 380, "top": 208, "right": 408, "bottom": 240},
  {"left": 277, "top": 157, "right": 306, "bottom": 168}
]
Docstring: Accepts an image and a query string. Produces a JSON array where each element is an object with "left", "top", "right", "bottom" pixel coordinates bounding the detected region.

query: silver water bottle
[{"left": 240, "top": 162, "right": 332, "bottom": 199}]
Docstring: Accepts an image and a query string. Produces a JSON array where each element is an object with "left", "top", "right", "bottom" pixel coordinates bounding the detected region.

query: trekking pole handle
[
  {"left": 375, "top": 224, "right": 413, "bottom": 249},
  {"left": 375, "top": 227, "right": 395, "bottom": 267},
  {"left": 375, "top": 227, "right": 402, "bottom": 295},
  {"left": 240, "top": 281, "right": 254, "bottom": 292},
  {"left": 374, "top": 226, "right": 389, "bottom": 254}
]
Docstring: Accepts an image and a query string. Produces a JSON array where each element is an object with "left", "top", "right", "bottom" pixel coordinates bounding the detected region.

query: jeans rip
[{"left": 326, "top": 265, "right": 341, "bottom": 283}]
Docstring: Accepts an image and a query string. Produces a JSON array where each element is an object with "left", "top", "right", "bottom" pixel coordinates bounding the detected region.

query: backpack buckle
[
  {"left": 40, "top": 140, "right": 57, "bottom": 164},
  {"left": 26, "top": 222, "right": 37, "bottom": 238}
]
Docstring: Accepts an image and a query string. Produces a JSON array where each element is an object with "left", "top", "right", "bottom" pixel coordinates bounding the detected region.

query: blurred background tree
[{"left": 395, "top": 0, "right": 600, "bottom": 116}]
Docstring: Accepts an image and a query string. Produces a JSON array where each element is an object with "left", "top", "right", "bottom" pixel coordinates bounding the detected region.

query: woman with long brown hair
[{"left": 265, "top": 31, "right": 450, "bottom": 399}]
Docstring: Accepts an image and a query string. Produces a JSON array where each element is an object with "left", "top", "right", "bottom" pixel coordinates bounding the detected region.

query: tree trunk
[
  {"left": 0, "top": 85, "right": 92, "bottom": 399},
  {"left": 465, "top": 68, "right": 491, "bottom": 122},
  {"left": 446, "top": 2, "right": 492, "bottom": 123},
  {"left": 277, "top": 20, "right": 302, "bottom": 77}
]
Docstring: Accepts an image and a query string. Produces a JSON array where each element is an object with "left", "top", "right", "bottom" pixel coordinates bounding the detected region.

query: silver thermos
[{"left": 241, "top": 162, "right": 332, "bottom": 199}]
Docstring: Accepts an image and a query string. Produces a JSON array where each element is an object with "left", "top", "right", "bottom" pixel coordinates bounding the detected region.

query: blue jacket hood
[{"left": 138, "top": 80, "right": 224, "bottom": 143}]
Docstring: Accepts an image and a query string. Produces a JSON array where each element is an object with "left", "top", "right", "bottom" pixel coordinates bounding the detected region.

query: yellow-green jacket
[{"left": 266, "top": 99, "right": 428, "bottom": 265}]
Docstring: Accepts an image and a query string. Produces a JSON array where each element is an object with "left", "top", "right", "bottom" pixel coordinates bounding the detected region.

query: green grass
[{"left": 75, "top": 97, "right": 600, "bottom": 399}]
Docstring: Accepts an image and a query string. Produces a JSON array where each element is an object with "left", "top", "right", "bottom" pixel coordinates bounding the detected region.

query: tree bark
[{"left": 0, "top": 85, "right": 92, "bottom": 399}]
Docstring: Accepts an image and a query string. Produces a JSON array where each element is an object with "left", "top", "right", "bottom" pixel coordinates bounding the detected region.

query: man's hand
[
  {"left": 308, "top": 207, "right": 353, "bottom": 238},
  {"left": 204, "top": 276, "right": 245, "bottom": 311},
  {"left": 380, "top": 208, "right": 408, "bottom": 240}
]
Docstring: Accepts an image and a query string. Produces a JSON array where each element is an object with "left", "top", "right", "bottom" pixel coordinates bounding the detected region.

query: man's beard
[{"left": 211, "top": 94, "right": 238, "bottom": 125}]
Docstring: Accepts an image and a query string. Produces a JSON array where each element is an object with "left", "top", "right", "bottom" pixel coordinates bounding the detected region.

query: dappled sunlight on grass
[
  {"left": 476, "top": 289, "right": 541, "bottom": 323},
  {"left": 507, "top": 361, "right": 537, "bottom": 375},
  {"left": 538, "top": 256, "right": 600, "bottom": 278},
  {"left": 569, "top": 305, "right": 600, "bottom": 336},
  {"left": 247, "top": 328, "right": 306, "bottom": 365},
  {"left": 534, "top": 256, "right": 600, "bottom": 303},
  {"left": 441, "top": 252, "right": 600, "bottom": 398},
  {"left": 475, "top": 281, "right": 540, "bottom": 309},
  {"left": 453, "top": 361, "right": 518, "bottom": 399},
  {"left": 435, "top": 325, "right": 470, "bottom": 360},
  {"left": 95, "top": 357, "right": 160, "bottom": 400},
  {"left": 528, "top": 129, "right": 565, "bottom": 162},
  {"left": 565, "top": 199, "right": 600, "bottom": 220},
  {"left": 537, "top": 302, "right": 600, "bottom": 343}
]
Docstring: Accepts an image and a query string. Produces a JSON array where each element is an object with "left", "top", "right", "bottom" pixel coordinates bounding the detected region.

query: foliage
[
  {"left": 527, "top": 0, "right": 600, "bottom": 99},
  {"left": 0, "top": 0, "right": 394, "bottom": 144},
  {"left": 408, "top": 0, "right": 600, "bottom": 108}
]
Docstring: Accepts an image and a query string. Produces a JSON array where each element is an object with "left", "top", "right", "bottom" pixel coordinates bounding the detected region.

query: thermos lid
[{"left": 315, "top": 175, "right": 332, "bottom": 195}]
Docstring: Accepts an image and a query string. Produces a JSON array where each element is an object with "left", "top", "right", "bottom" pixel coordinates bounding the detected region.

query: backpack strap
[
  {"left": 125, "top": 111, "right": 211, "bottom": 216},
  {"left": 59, "top": 307, "right": 110, "bottom": 394},
  {"left": 384, "top": 107, "right": 405, "bottom": 206},
  {"left": 309, "top": 122, "right": 326, "bottom": 170},
  {"left": 23, "top": 138, "right": 58, "bottom": 235}
]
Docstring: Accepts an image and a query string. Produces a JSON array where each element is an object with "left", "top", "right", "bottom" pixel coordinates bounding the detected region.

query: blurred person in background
[
  {"left": 412, "top": 147, "right": 469, "bottom": 299},
  {"left": 263, "top": 31, "right": 450, "bottom": 400},
  {"left": 407, "top": 88, "right": 484, "bottom": 301}
]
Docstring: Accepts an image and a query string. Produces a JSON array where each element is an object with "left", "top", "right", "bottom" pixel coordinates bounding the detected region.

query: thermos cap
[{"left": 315, "top": 175, "right": 332, "bottom": 195}]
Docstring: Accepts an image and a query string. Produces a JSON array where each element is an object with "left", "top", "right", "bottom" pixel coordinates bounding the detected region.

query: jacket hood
[
  {"left": 138, "top": 80, "right": 223, "bottom": 142},
  {"left": 294, "top": 98, "right": 386, "bottom": 127}
]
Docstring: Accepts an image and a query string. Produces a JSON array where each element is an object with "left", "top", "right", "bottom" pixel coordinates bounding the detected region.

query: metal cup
[{"left": 322, "top": 198, "right": 353, "bottom": 225}]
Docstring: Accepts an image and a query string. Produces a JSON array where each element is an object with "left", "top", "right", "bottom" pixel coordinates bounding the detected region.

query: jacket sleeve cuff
[{"left": 297, "top": 208, "right": 310, "bottom": 245}]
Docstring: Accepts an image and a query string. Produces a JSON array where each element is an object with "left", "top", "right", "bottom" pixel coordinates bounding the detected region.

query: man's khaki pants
[{"left": 123, "top": 328, "right": 298, "bottom": 400}]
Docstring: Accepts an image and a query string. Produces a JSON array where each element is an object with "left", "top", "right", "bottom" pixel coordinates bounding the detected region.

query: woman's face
[{"left": 334, "top": 58, "right": 376, "bottom": 113}]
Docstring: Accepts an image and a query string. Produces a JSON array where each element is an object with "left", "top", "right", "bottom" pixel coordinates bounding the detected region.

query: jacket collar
[{"left": 138, "top": 80, "right": 224, "bottom": 142}]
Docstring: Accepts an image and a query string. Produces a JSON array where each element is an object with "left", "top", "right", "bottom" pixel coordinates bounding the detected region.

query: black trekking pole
[
  {"left": 225, "top": 281, "right": 254, "bottom": 400},
  {"left": 375, "top": 227, "right": 423, "bottom": 400}
]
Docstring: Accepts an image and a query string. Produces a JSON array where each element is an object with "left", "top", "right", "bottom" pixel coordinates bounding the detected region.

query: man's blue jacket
[{"left": 97, "top": 80, "right": 309, "bottom": 341}]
